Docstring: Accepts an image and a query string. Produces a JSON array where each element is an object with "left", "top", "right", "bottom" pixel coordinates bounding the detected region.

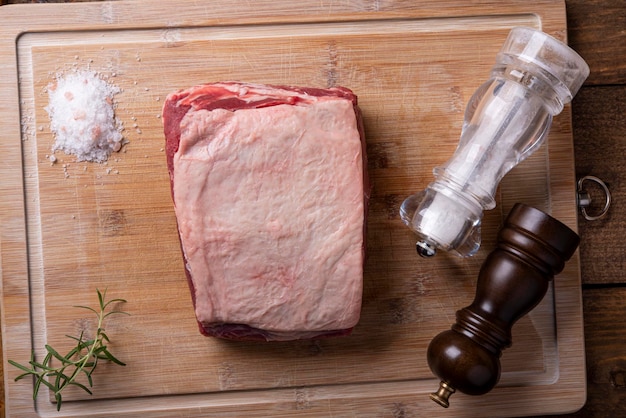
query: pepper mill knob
[{"left": 427, "top": 203, "right": 580, "bottom": 407}]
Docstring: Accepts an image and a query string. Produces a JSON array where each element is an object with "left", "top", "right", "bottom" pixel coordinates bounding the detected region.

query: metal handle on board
[{"left": 577, "top": 175, "right": 611, "bottom": 221}]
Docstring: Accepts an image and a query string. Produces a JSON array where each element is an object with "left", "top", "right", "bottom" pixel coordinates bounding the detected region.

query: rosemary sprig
[{"left": 8, "top": 288, "right": 129, "bottom": 411}]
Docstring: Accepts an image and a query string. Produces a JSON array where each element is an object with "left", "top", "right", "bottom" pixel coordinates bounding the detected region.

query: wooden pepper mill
[{"left": 427, "top": 203, "right": 580, "bottom": 408}]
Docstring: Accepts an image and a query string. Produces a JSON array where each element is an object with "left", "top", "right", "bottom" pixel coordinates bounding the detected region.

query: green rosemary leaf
[
  {"left": 40, "top": 377, "right": 56, "bottom": 391},
  {"left": 104, "top": 310, "right": 130, "bottom": 320},
  {"left": 29, "top": 360, "right": 55, "bottom": 372},
  {"left": 93, "top": 345, "right": 107, "bottom": 354},
  {"left": 101, "top": 349, "right": 126, "bottom": 366},
  {"left": 65, "top": 333, "right": 85, "bottom": 344},
  {"left": 54, "top": 371, "right": 69, "bottom": 392},
  {"left": 45, "top": 344, "right": 68, "bottom": 363},
  {"left": 55, "top": 391, "right": 63, "bottom": 411},
  {"left": 93, "top": 345, "right": 111, "bottom": 361},
  {"left": 13, "top": 371, "right": 32, "bottom": 381},
  {"left": 27, "top": 352, "right": 50, "bottom": 369},
  {"left": 74, "top": 305, "right": 99, "bottom": 316},
  {"left": 103, "top": 298, "right": 128, "bottom": 310},
  {"left": 95, "top": 353, "right": 108, "bottom": 361},
  {"left": 8, "top": 289, "right": 128, "bottom": 412},
  {"left": 33, "top": 374, "right": 56, "bottom": 400},
  {"left": 74, "top": 339, "right": 97, "bottom": 352},
  {"left": 64, "top": 331, "right": 88, "bottom": 357},
  {"left": 64, "top": 346, "right": 81, "bottom": 360},
  {"left": 97, "top": 288, "right": 106, "bottom": 310},
  {"left": 7, "top": 359, "right": 33, "bottom": 374},
  {"left": 33, "top": 380, "right": 41, "bottom": 400},
  {"left": 69, "top": 380, "right": 93, "bottom": 395},
  {"left": 80, "top": 367, "right": 95, "bottom": 386},
  {"left": 65, "top": 364, "right": 85, "bottom": 388}
]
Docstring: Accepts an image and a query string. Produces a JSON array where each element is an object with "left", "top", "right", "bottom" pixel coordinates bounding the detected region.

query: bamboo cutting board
[{"left": 0, "top": 1, "right": 585, "bottom": 416}]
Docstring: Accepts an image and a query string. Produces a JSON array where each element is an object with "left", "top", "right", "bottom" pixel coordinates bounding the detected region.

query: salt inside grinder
[
  {"left": 400, "top": 27, "right": 589, "bottom": 257},
  {"left": 427, "top": 203, "right": 580, "bottom": 407}
]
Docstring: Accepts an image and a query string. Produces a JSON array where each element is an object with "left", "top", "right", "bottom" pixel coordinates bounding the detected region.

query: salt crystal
[{"left": 45, "top": 70, "right": 125, "bottom": 163}]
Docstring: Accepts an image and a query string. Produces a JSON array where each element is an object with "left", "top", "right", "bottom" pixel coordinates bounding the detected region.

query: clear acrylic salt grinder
[{"left": 400, "top": 27, "right": 590, "bottom": 257}]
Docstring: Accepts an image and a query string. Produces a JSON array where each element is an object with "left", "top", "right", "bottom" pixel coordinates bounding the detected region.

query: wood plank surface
[
  {"left": 565, "top": 0, "right": 626, "bottom": 86},
  {"left": 572, "top": 86, "right": 626, "bottom": 285},
  {"left": 528, "top": 1, "right": 626, "bottom": 417},
  {"left": 0, "top": 1, "right": 589, "bottom": 417},
  {"left": 526, "top": 286, "right": 626, "bottom": 418}
]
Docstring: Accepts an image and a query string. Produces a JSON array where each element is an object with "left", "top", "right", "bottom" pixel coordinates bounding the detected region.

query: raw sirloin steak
[{"left": 163, "top": 82, "right": 369, "bottom": 341}]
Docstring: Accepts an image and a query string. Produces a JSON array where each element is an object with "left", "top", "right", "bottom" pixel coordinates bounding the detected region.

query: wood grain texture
[
  {"left": 0, "top": 1, "right": 586, "bottom": 417},
  {"left": 523, "top": 287, "right": 626, "bottom": 418},
  {"left": 0, "top": 0, "right": 615, "bottom": 416},
  {"left": 577, "top": 287, "right": 626, "bottom": 417},
  {"left": 565, "top": 0, "right": 626, "bottom": 86},
  {"left": 0, "top": 329, "right": 3, "bottom": 418},
  {"left": 545, "top": 1, "right": 626, "bottom": 416},
  {"left": 571, "top": 86, "right": 626, "bottom": 285}
]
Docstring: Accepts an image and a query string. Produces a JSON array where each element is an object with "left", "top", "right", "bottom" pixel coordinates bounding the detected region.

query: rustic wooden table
[
  {"left": 0, "top": 1, "right": 624, "bottom": 417},
  {"left": 554, "top": 1, "right": 626, "bottom": 417}
]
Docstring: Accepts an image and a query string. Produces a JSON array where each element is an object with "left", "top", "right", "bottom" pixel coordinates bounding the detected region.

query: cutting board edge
[{"left": 0, "top": 0, "right": 585, "bottom": 416}]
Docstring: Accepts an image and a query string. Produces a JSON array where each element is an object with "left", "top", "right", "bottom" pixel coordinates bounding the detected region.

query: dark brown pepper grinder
[{"left": 427, "top": 203, "right": 580, "bottom": 408}]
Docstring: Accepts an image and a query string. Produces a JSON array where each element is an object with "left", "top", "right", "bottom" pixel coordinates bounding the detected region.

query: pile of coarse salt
[{"left": 45, "top": 70, "right": 124, "bottom": 163}]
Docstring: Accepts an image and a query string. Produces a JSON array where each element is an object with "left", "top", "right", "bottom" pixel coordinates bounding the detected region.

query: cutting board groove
[{"left": 1, "top": 1, "right": 584, "bottom": 417}]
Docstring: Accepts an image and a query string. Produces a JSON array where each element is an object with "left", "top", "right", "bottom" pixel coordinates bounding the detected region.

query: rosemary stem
[{"left": 8, "top": 288, "right": 128, "bottom": 411}]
